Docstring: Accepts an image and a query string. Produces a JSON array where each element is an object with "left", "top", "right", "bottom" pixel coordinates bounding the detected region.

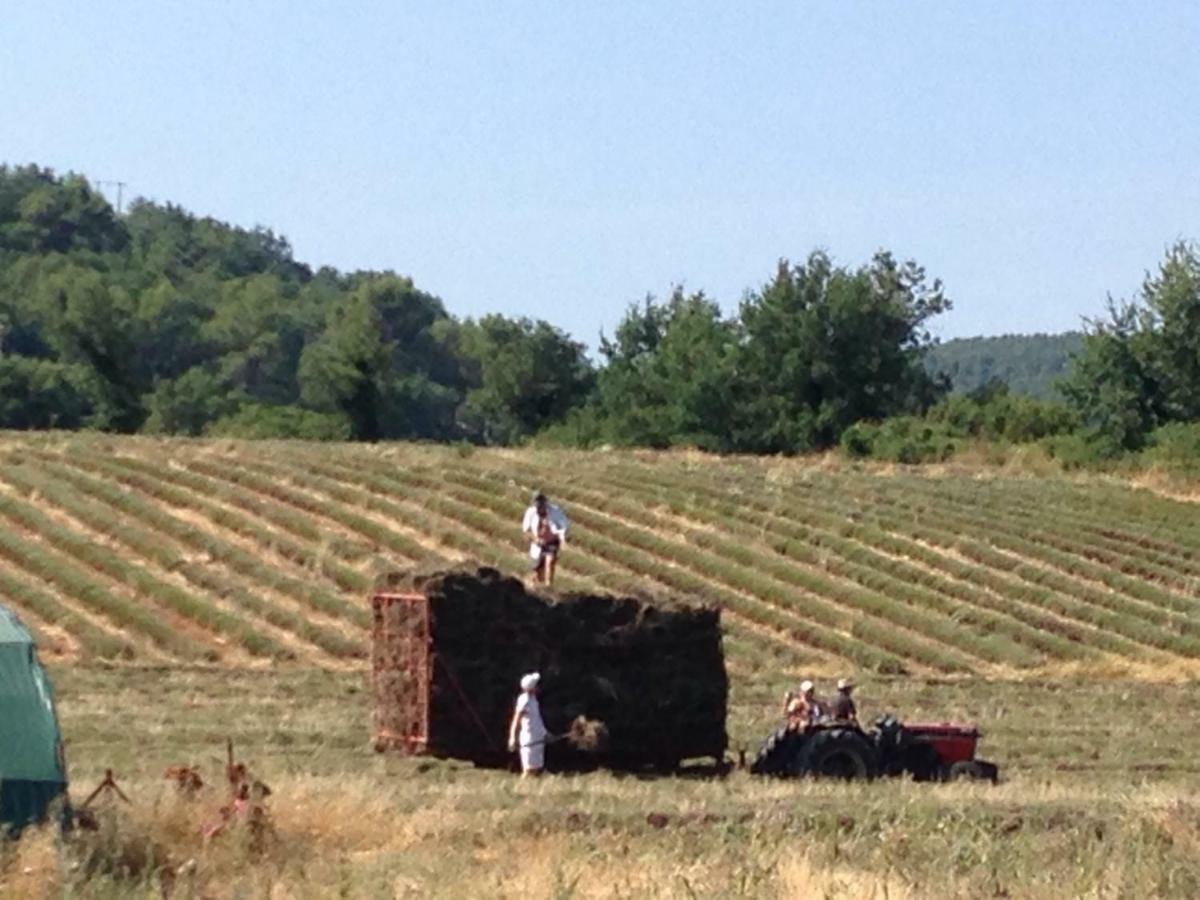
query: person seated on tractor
[
  {"left": 831, "top": 678, "right": 858, "bottom": 725},
  {"left": 783, "top": 680, "right": 823, "bottom": 731}
]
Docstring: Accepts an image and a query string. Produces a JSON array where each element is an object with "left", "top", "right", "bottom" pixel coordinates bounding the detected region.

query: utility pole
[{"left": 96, "top": 180, "right": 128, "bottom": 213}]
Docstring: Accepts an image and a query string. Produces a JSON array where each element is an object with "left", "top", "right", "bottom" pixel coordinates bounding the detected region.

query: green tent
[{"left": 0, "top": 606, "right": 67, "bottom": 833}]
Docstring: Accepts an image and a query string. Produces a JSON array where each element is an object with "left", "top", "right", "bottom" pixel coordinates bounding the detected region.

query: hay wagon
[{"left": 371, "top": 568, "right": 728, "bottom": 772}]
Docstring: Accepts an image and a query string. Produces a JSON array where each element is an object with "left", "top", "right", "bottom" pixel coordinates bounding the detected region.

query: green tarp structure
[{"left": 0, "top": 605, "right": 67, "bottom": 833}]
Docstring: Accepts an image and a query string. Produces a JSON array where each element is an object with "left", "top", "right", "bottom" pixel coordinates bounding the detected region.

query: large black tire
[
  {"left": 901, "top": 742, "right": 946, "bottom": 782},
  {"left": 794, "top": 728, "right": 879, "bottom": 780},
  {"left": 946, "top": 760, "right": 998, "bottom": 784},
  {"left": 750, "top": 726, "right": 802, "bottom": 776}
]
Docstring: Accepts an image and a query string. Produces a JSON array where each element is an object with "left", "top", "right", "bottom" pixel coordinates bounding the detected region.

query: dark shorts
[{"left": 533, "top": 539, "right": 561, "bottom": 569}]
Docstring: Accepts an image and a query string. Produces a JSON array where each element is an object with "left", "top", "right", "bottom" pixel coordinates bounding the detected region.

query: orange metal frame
[{"left": 371, "top": 592, "right": 431, "bottom": 754}]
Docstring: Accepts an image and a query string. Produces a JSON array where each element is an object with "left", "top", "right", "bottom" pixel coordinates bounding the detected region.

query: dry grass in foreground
[
  {"left": 1, "top": 667, "right": 1197, "bottom": 898},
  {"left": 3, "top": 775, "right": 1199, "bottom": 899}
]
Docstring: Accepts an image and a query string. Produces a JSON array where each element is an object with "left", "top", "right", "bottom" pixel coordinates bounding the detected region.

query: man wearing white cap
[
  {"left": 507, "top": 672, "right": 548, "bottom": 776},
  {"left": 831, "top": 678, "right": 858, "bottom": 725}
]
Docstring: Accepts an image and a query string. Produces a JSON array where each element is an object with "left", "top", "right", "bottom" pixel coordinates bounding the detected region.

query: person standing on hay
[
  {"left": 522, "top": 491, "right": 569, "bottom": 587},
  {"left": 507, "top": 672, "right": 548, "bottom": 777}
]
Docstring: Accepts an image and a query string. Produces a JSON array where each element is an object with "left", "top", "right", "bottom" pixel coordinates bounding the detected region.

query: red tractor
[{"left": 750, "top": 715, "right": 999, "bottom": 782}]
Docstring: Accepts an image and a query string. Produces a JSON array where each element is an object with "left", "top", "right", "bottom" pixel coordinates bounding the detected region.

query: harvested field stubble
[
  {"left": 5, "top": 434, "right": 1200, "bottom": 677},
  {"left": 10, "top": 666, "right": 1200, "bottom": 899}
]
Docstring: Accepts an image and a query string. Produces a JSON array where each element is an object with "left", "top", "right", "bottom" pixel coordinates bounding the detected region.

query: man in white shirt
[
  {"left": 507, "top": 672, "right": 548, "bottom": 776},
  {"left": 521, "top": 491, "right": 569, "bottom": 587}
]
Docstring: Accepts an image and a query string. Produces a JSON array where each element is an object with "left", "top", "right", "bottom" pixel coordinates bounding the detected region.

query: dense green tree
[
  {"left": 29, "top": 161, "right": 1200, "bottom": 464},
  {"left": 928, "top": 381, "right": 1078, "bottom": 443},
  {"left": 123, "top": 200, "right": 308, "bottom": 282},
  {"left": 1062, "top": 244, "right": 1200, "bottom": 452},
  {"left": 590, "top": 291, "right": 737, "bottom": 449},
  {"left": 203, "top": 274, "right": 313, "bottom": 405},
  {"left": 453, "top": 315, "right": 594, "bottom": 445},
  {"left": 23, "top": 263, "right": 143, "bottom": 430},
  {"left": 298, "top": 275, "right": 461, "bottom": 441},
  {"left": 0, "top": 165, "right": 127, "bottom": 254},
  {"left": 733, "top": 251, "right": 949, "bottom": 452},
  {"left": 1140, "top": 242, "right": 1200, "bottom": 421},
  {"left": 133, "top": 279, "right": 215, "bottom": 384},
  {"left": 142, "top": 366, "right": 240, "bottom": 436},
  {"left": 0, "top": 357, "right": 104, "bottom": 429},
  {"left": 1061, "top": 301, "right": 1161, "bottom": 453}
]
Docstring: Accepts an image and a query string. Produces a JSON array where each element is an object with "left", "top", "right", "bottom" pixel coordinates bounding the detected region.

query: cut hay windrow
[
  {"left": 1, "top": 466, "right": 291, "bottom": 660},
  {"left": 0, "top": 496, "right": 205, "bottom": 660},
  {"left": 904, "top": 476, "right": 1200, "bottom": 574},
  {"left": 867, "top": 478, "right": 1200, "bottom": 619},
  {"left": 326, "top": 460, "right": 899, "bottom": 671},
  {"left": 220, "top": 459, "right": 445, "bottom": 566},
  {"left": 292, "top": 462, "right": 813, "bottom": 668},
  {"left": 495, "top": 477, "right": 1010, "bottom": 669},
  {"left": 0, "top": 567, "right": 134, "bottom": 660},
  {"left": 106, "top": 455, "right": 374, "bottom": 595},
  {"left": 6, "top": 437, "right": 1200, "bottom": 673},
  {"left": 28, "top": 460, "right": 365, "bottom": 660},
  {"left": 719, "top": 466, "right": 1192, "bottom": 661},
  {"left": 868, "top": 488, "right": 1200, "bottom": 653},
  {"left": 419, "top": 469, "right": 960, "bottom": 672},
  {"left": 67, "top": 454, "right": 371, "bottom": 628},
  {"left": 583, "top": 463, "right": 1099, "bottom": 664}
]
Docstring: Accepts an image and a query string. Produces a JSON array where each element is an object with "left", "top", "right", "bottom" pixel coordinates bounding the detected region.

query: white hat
[
  {"left": 520, "top": 672, "right": 541, "bottom": 691},
  {"left": 837, "top": 678, "right": 854, "bottom": 691},
  {"left": 799, "top": 680, "right": 814, "bottom": 693}
]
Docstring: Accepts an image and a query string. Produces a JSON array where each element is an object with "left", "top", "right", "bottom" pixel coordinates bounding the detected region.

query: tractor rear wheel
[
  {"left": 795, "top": 728, "right": 878, "bottom": 780},
  {"left": 750, "top": 726, "right": 801, "bottom": 776}
]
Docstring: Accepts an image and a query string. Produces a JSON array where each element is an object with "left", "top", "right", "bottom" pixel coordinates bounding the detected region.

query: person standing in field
[
  {"left": 522, "top": 491, "right": 569, "bottom": 587},
  {"left": 831, "top": 678, "right": 858, "bottom": 725},
  {"left": 507, "top": 672, "right": 547, "bottom": 777}
]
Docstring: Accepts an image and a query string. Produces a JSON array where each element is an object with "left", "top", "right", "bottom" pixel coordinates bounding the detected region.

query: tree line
[
  {"left": 2, "top": 165, "right": 1198, "bottom": 465},
  {"left": 0, "top": 165, "right": 593, "bottom": 444}
]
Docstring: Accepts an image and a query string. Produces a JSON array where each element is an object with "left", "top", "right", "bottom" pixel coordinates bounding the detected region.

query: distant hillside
[{"left": 925, "top": 333, "right": 1084, "bottom": 398}]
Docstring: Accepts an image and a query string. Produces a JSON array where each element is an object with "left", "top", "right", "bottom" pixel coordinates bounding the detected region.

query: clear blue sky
[{"left": 5, "top": 2, "right": 1198, "bottom": 347}]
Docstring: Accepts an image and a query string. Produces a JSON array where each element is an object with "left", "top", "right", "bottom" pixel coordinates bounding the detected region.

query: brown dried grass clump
[{"left": 565, "top": 716, "right": 609, "bottom": 753}]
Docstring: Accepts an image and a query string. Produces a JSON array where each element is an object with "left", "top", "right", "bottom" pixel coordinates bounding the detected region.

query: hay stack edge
[{"left": 372, "top": 567, "right": 728, "bottom": 771}]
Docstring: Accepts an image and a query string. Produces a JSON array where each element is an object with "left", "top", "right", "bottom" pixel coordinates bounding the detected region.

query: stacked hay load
[{"left": 372, "top": 567, "right": 727, "bottom": 771}]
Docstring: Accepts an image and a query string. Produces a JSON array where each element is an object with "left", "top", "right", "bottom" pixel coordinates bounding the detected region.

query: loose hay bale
[
  {"left": 566, "top": 716, "right": 609, "bottom": 753},
  {"left": 372, "top": 567, "right": 727, "bottom": 771}
]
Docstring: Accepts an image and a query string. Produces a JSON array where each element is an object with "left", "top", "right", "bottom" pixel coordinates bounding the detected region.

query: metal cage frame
[{"left": 370, "top": 593, "right": 431, "bottom": 754}]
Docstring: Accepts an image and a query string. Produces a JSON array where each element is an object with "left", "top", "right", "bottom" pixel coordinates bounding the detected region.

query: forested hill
[
  {"left": 10, "top": 163, "right": 1195, "bottom": 460},
  {"left": 0, "top": 164, "right": 953, "bottom": 453},
  {"left": 924, "top": 333, "right": 1084, "bottom": 398},
  {"left": 0, "top": 164, "right": 595, "bottom": 443}
]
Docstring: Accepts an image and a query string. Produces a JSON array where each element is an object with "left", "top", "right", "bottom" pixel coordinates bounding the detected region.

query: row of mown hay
[{"left": 374, "top": 568, "right": 728, "bottom": 771}]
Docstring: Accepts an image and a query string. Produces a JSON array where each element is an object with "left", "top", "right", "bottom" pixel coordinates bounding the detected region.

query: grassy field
[
  {"left": 1, "top": 433, "right": 1200, "bottom": 896},
  {"left": 2, "top": 668, "right": 1196, "bottom": 898}
]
